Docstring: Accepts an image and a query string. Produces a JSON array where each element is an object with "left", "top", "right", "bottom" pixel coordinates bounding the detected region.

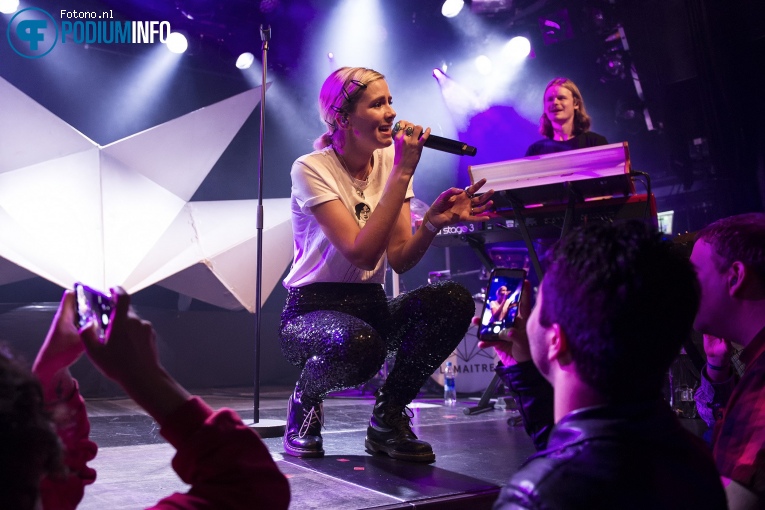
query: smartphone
[
  {"left": 74, "top": 283, "right": 113, "bottom": 341},
  {"left": 478, "top": 268, "right": 526, "bottom": 342}
]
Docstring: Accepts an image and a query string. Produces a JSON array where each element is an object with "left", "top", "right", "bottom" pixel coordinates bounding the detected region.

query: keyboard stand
[{"left": 464, "top": 195, "right": 548, "bottom": 415}]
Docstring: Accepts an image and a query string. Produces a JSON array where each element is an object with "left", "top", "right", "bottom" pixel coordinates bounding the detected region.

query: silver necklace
[{"left": 334, "top": 147, "right": 370, "bottom": 199}]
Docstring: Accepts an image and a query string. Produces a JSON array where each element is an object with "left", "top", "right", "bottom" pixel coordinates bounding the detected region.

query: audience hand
[
  {"left": 32, "top": 290, "right": 85, "bottom": 402},
  {"left": 80, "top": 287, "right": 161, "bottom": 386},
  {"left": 80, "top": 287, "right": 189, "bottom": 423},
  {"left": 477, "top": 280, "right": 532, "bottom": 366},
  {"left": 703, "top": 334, "right": 732, "bottom": 364},
  {"left": 703, "top": 334, "right": 733, "bottom": 381}
]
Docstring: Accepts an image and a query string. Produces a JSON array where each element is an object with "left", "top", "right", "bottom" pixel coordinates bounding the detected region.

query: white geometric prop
[{"left": 0, "top": 77, "right": 292, "bottom": 312}]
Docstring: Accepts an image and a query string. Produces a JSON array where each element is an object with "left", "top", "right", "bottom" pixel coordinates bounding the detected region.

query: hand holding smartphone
[
  {"left": 73, "top": 283, "right": 114, "bottom": 341},
  {"left": 478, "top": 268, "right": 526, "bottom": 342}
]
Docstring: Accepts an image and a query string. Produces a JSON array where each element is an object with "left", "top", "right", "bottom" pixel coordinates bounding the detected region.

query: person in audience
[
  {"left": 0, "top": 346, "right": 72, "bottom": 509},
  {"left": 479, "top": 221, "right": 727, "bottom": 509},
  {"left": 1, "top": 288, "right": 290, "bottom": 509},
  {"left": 279, "top": 66, "right": 493, "bottom": 463},
  {"left": 525, "top": 77, "right": 608, "bottom": 156},
  {"left": 692, "top": 212, "right": 765, "bottom": 509}
]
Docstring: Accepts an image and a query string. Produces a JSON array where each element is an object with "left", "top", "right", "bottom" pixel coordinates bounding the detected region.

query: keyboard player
[
  {"left": 525, "top": 77, "right": 608, "bottom": 156},
  {"left": 435, "top": 77, "right": 655, "bottom": 276}
]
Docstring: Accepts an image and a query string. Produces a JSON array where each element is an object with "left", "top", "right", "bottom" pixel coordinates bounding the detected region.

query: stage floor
[{"left": 79, "top": 386, "right": 537, "bottom": 509}]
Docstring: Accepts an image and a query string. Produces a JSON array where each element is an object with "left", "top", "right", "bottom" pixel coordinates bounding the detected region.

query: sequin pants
[{"left": 279, "top": 280, "right": 474, "bottom": 407}]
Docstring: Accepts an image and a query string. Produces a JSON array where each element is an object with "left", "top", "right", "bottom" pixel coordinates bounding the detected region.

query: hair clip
[
  {"left": 341, "top": 79, "right": 367, "bottom": 102},
  {"left": 325, "top": 117, "right": 337, "bottom": 131}
]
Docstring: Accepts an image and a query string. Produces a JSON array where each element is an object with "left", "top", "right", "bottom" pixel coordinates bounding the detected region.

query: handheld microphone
[
  {"left": 392, "top": 123, "right": 477, "bottom": 157},
  {"left": 424, "top": 134, "right": 478, "bottom": 157}
]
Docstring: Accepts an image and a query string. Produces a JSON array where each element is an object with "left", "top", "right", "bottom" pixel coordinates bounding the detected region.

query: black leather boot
[
  {"left": 365, "top": 390, "right": 435, "bottom": 463},
  {"left": 283, "top": 386, "right": 324, "bottom": 458}
]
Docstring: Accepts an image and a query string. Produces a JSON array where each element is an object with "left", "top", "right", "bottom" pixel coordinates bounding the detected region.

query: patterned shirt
[
  {"left": 695, "top": 348, "right": 743, "bottom": 428},
  {"left": 709, "top": 326, "right": 765, "bottom": 496}
]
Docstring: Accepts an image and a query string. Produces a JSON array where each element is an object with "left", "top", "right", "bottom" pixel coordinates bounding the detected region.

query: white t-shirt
[{"left": 283, "top": 144, "right": 415, "bottom": 288}]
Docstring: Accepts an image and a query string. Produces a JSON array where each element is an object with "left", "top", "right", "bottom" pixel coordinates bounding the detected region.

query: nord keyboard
[
  {"left": 432, "top": 194, "right": 655, "bottom": 248},
  {"left": 468, "top": 142, "right": 635, "bottom": 208}
]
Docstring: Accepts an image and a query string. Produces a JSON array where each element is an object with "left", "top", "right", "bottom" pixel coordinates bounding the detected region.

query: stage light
[
  {"left": 589, "top": 6, "right": 609, "bottom": 32},
  {"left": 474, "top": 55, "right": 492, "bottom": 75},
  {"left": 0, "top": 0, "right": 19, "bottom": 14},
  {"left": 166, "top": 32, "right": 188, "bottom": 54},
  {"left": 236, "top": 52, "right": 255, "bottom": 69},
  {"left": 175, "top": 0, "right": 215, "bottom": 21},
  {"left": 327, "top": 52, "right": 334, "bottom": 60},
  {"left": 614, "top": 96, "right": 646, "bottom": 134},
  {"left": 605, "top": 25, "right": 630, "bottom": 50},
  {"left": 471, "top": 0, "right": 512, "bottom": 15},
  {"left": 260, "top": 0, "right": 280, "bottom": 13},
  {"left": 501, "top": 36, "right": 531, "bottom": 62},
  {"left": 598, "top": 48, "right": 626, "bottom": 80},
  {"left": 441, "top": 0, "right": 464, "bottom": 18},
  {"left": 318, "top": 0, "right": 385, "bottom": 76},
  {"left": 431, "top": 62, "right": 484, "bottom": 130},
  {"left": 605, "top": 53, "right": 625, "bottom": 76},
  {"left": 538, "top": 8, "right": 574, "bottom": 45}
]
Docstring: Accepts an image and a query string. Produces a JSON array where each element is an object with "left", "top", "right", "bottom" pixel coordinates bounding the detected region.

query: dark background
[{"left": 1, "top": 0, "right": 763, "bottom": 393}]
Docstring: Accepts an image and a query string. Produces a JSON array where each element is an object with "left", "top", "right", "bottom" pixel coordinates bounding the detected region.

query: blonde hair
[
  {"left": 313, "top": 67, "right": 385, "bottom": 150},
  {"left": 539, "top": 77, "right": 592, "bottom": 138}
]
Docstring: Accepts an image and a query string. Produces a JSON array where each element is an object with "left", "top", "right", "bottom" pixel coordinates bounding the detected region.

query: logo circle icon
[{"left": 7, "top": 7, "right": 59, "bottom": 58}]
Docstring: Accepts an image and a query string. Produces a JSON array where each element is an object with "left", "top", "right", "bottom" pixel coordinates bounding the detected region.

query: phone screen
[
  {"left": 74, "top": 283, "right": 113, "bottom": 340},
  {"left": 478, "top": 268, "right": 526, "bottom": 342}
]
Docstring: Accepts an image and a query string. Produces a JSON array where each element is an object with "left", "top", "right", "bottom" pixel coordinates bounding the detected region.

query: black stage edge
[
  {"left": 81, "top": 389, "right": 709, "bottom": 509},
  {"left": 83, "top": 390, "right": 538, "bottom": 509}
]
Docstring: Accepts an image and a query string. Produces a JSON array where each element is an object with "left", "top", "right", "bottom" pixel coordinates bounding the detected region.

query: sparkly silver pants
[{"left": 279, "top": 280, "right": 474, "bottom": 406}]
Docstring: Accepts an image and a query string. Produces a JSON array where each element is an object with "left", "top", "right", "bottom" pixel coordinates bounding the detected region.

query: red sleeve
[
  {"left": 40, "top": 380, "right": 98, "bottom": 510},
  {"left": 149, "top": 397, "right": 290, "bottom": 510},
  {"left": 712, "top": 361, "right": 765, "bottom": 495}
]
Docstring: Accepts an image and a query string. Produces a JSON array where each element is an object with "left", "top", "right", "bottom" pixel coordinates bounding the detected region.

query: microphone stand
[{"left": 249, "top": 24, "right": 285, "bottom": 438}]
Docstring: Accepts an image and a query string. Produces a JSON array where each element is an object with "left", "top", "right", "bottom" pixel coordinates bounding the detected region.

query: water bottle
[
  {"left": 669, "top": 347, "right": 698, "bottom": 419},
  {"left": 444, "top": 361, "right": 457, "bottom": 406}
]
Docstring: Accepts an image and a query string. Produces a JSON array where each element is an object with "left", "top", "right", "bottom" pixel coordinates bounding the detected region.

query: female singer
[
  {"left": 279, "top": 67, "right": 492, "bottom": 463},
  {"left": 490, "top": 285, "right": 514, "bottom": 323}
]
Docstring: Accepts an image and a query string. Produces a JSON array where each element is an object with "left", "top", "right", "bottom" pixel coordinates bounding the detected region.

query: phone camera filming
[
  {"left": 478, "top": 269, "right": 526, "bottom": 342},
  {"left": 74, "top": 283, "right": 114, "bottom": 341}
]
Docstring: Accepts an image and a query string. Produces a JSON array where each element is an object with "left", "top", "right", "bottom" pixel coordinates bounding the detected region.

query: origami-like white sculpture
[{"left": 0, "top": 77, "right": 293, "bottom": 312}]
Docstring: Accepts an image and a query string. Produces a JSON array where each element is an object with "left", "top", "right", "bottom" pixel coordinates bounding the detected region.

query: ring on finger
[
  {"left": 405, "top": 126, "right": 414, "bottom": 136},
  {"left": 464, "top": 186, "right": 474, "bottom": 199}
]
